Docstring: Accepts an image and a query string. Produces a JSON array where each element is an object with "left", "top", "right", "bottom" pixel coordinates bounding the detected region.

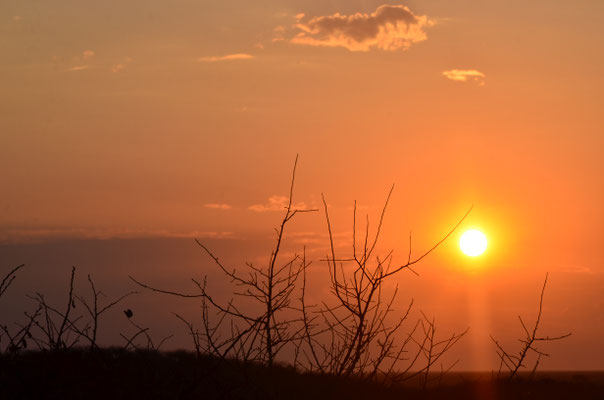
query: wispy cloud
[
  {"left": 248, "top": 195, "right": 308, "bottom": 212},
  {"left": 204, "top": 203, "right": 232, "bottom": 210},
  {"left": 111, "top": 57, "right": 133, "bottom": 73},
  {"left": 111, "top": 64, "right": 125, "bottom": 73},
  {"left": 82, "top": 50, "right": 95, "bottom": 59},
  {"left": 287, "top": 231, "right": 323, "bottom": 245},
  {"left": 0, "top": 228, "right": 235, "bottom": 244},
  {"left": 442, "top": 69, "right": 486, "bottom": 85},
  {"left": 282, "top": 231, "right": 353, "bottom": 250},
  {"left": 290, "top": 4, "right": 433, "bottom": 52},
  {"left": 65, "top": 50, "right": 96, "bottom": 72},
  {"left": 67, "top": 65, "right": 89, "bottom": 72},
  {"left": 198, "top": 53, "right": 254, "bottom": 63},
  {"left": 272, "top": 25, "right": 287, "bottom": 43}
]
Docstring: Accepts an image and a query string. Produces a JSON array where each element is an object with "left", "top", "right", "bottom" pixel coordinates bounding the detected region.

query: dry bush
[
  {"left": 490, "top": 273, "right": 572, "bottom": 380},
  {"left": 132, "top": 157, "right": 471, "bottom": 387},
  {"left": 1, "top": 158, "right": 575, "bottom": 390},
  {"left": 0, "top": 264, "right": 40, "bottom": 353},
  {"left": 294, "top": 188, "right": 469, "bottom": 388},
  {"left": 1, "top": 265, "right": 139, "bottom": 353},
  {"left": 131, "top": 155, "right": 316, "bottom": 366}
]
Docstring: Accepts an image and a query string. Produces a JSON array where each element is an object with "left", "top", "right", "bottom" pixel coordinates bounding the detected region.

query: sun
[{"left": 459, "top": 229, "right": 488, "bottom": 257}]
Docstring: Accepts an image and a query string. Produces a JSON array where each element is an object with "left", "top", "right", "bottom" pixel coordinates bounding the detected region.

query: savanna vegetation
[{"left": 0, "top": 158, "right": 595, "bottom": 399}]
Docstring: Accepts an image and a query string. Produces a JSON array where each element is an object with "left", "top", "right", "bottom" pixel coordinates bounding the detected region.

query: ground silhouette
[{"left": 1, "top": 348, "right": 603, "bottom": 400}]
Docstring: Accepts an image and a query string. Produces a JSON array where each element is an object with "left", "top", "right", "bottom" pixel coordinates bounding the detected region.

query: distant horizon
[{"left": 2, "top": 234, "right": 601, "bottom": 371}]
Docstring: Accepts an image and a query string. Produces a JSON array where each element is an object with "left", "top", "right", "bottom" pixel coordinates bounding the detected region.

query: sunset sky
[{"left": 1, "top": 1, "right": 603, "bottom": 370}]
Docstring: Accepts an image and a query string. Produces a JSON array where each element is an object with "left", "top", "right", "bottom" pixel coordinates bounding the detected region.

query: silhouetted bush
[{"left": 130, "top": 156, "right": 471, "bottom": 388}]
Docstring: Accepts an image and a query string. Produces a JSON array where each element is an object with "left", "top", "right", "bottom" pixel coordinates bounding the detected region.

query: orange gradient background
[{"left": 1, "top": 0, "right": 602, "bottom": 370}]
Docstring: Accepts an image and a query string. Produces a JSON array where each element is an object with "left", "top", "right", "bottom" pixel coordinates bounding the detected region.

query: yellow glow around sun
[{"left": 459, "top": 229, "right": 488, "bottom": 257}]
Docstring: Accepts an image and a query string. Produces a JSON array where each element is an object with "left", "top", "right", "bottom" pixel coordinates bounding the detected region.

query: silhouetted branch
[
  {"left": 1, "top": 305, "right": 41, "bottom": 353},
  {"left": 491, "top": 273, "right": 572, "bottom": 380},
  {"left": 131, "top": 155, "right": 315, "bottom": 366},
  {"left": 120, "top": 317, "right": 173, "bottom": 351},
  {"left": 75, "top": 274, "right": 138, "bottom": 349},
  {"left": 6, "top": 267, "right": 137, "bottom": 352},
  {"left": 173, "top": 312, "right": 201, "bottom": 357},
  {"left": 305, "top": 188, "right": 469, "bottom": 381},
  {"left": 0, "top": 264, "right": 25, "bottom": 298}
]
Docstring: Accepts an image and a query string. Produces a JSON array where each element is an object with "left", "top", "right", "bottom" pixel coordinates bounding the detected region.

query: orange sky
[{"left": 1, "top": 1, "right": 603, "bottom": 370}]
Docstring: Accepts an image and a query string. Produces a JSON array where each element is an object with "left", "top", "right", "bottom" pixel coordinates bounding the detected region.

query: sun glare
[{"left": 459, "top": 229, "right": 488, "bottom": 257}]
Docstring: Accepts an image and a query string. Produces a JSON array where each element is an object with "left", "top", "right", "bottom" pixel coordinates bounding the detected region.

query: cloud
[
  {"left": 198, "top": 53, "right": 254, "bottom": 63},
  {"left": 67, "top": 65, "right": 89, "bottom": 71},
  {"left": 66, "top": 50, "right": 95, "bottom": 71},
  {"left": 111, "top": 64, "right": 125, "bottom": 73},
  {"left": 290, "top": 4, "right": 433, "bottom": 52},
  {"left": 111, "top": 57, "right": 133, "bottom": 73},
  {"left": 272, "top": 25, "right": 287, "bottom": 43},
  {"left": 0, "top": 228, "right": 235, "bottom": 244},
  {"left": 82, "top": 50, "right": 95, "bottom": 59},
  {"left": 442, "top": 69, "right": 486, "bottom": 85},
  {"left": 204, "top": 203, "right": 232, "bottom": 210},
  {"left": 248, "top": 195, "right": 308, "bottom": 212}
]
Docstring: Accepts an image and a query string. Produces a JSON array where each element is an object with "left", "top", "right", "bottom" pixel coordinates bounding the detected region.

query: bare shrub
[
  {"left": 294, "top": 188, "right": 470, "bottom": 386},
  {"left": 131, "top": 155, "right": 317, "bottom": 366},
  {"left": 0, "top": 264, "right": 41, "bottom": 353},
  {"left": 132, "top": 157, "right": 471, "bottom": 387},
  {"left": 75, "top": 273, "right": 138, "bottom": 349},
  {"left": 1, "top": 266, "right": 136, "bottom": 352},
  {"left": 490, "top": 273, "right": 572, "bottom": 380}
]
